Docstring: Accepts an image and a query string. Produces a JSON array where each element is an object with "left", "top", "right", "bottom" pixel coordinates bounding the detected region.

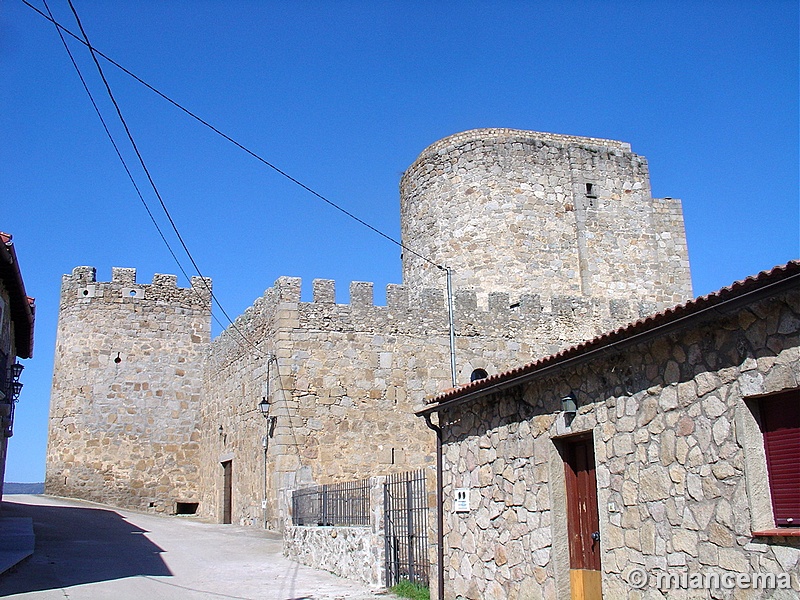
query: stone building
[
  {"left": 46, "top": 129, "right": 693, "bottom": 535},
  {"left": 417, "top": 261, "right": 799, "bottom": 599},
  {"left": 0, "top": 232, "right": 35, "bottom": 503}
]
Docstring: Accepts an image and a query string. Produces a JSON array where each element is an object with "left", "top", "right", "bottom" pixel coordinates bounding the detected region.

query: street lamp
[{"left": 10, "top": 362, "right": 24, "bottom": 381}]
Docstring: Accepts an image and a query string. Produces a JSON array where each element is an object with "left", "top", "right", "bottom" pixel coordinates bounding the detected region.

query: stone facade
[
  {"left": 198, "top": 269, "right": 685, "bottom": 531},
  {"left": 420, "top": 263, "right": 799, "bottom": 599},
  {"left": 46, "top": 129, "right": 694, "bottom": 568},
  {"left": 195, "top": 130, "right": 692, "bottom": 534},
  {"left": 45, "top": 267, "right": 211, "bottom": 512}
]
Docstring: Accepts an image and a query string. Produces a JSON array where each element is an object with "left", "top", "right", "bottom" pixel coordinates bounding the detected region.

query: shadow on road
[{"left": 0, "top": 499, "right": 171, "bottom": 595}]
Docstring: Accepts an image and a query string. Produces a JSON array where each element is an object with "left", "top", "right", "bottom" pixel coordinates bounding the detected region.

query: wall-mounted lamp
[
  {"left": 6, "top": 362, "right": 24, "bottom": 402},
  {"left": 258, "top": 397, "right": 271, "bottom": 418},
  {"left": 561, "top": 393, "right": 577, "bottom": 418},
  {"left": 10, "top": 363, "right": 24, "bottom": 381}
]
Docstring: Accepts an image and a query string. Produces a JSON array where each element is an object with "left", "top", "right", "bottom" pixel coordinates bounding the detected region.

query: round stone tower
[
  {"left": 46, "top": 266, "right": 212, "bottom": 514},
  {"left": 400, "top": 128, "right": 692, "bottom": 308}
]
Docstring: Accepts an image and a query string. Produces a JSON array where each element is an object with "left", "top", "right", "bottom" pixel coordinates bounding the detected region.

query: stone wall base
[{"left": 284, "top": 525, "right": 384, "bottom": 587}]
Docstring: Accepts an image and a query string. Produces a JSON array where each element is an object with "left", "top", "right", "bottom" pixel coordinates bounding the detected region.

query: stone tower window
[
  {"left": 585, "top": 183, "right": 597, "bottom": 198},
  {"left": 470, "top": 368, "right": 488, "bottom": 382}
]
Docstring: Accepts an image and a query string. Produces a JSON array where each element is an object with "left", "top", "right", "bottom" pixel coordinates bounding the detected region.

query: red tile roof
[
  {"left": 0, "top": 232, "right": 35, "bottom": 358},
  {"left": 418, "top": 260, "right": 800, "bottom": 415}
]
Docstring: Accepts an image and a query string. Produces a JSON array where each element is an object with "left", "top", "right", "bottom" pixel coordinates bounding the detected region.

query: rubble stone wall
[
  {"left": 438, "top": 289, "right": 799, "bottom": 599},
  {"left": 284, "top": 476, "right": 387, "bottom": 587}
]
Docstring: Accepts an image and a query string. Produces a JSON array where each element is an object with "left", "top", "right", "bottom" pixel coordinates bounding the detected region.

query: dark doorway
[
  {"left": 562, "top": 434, "right": 602, "bottom": 600},
  {"left": 222, "top": 460, "right": 232, "bottom": 524}
]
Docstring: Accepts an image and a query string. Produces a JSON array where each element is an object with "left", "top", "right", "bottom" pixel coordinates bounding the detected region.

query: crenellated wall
[
  {"left": 47, "top": 129, "right": 696, "bottom": 548},
  {"left": 46, "top": 266, "right": 212, "bottom": 512},
  {"left": 199, "top": 271, "right": 654, "bottom": 530}
]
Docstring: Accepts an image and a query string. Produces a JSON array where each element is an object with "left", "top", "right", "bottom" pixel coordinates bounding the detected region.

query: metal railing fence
[{"left": 292, "top": 478, "right": 370, "bottom": 527}]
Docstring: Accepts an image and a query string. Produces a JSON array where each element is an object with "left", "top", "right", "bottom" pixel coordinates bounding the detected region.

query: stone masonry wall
[
  {"left": 46, "top": 267, "right": 211, "bottom": 513},
  {"left": 200, "top": 272, "right": 652, "bottom": 531},
  {"left": 438, "top": 289, "right": 799, "bottom": 599},
  {"left": 400, "top": 129, "right": 692, "bottom": 308}
]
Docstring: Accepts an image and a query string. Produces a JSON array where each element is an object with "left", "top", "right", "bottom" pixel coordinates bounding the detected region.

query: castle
[{"left": 45, "top": 128, "right": 692, "bottom": 531}]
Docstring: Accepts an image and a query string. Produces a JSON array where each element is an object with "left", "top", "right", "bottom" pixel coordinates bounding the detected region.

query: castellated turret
[
  {"left": 400, "top": 129, "right": 692, "bottom": 308},
  {"left": 46, "top": 266, "right": 212, "bottom": 513}
]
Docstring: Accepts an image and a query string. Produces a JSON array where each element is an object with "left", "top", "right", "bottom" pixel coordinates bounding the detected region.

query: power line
[
  {"left": 50, "top": 0, "right": 265, "bottom": 358},
  {"left": 31, "top": 0, "right": 458, "bottom": 377},
  {"left": 40, "top": 0, "right": 201, "bottom": 314},
  {"left": 22, "top": 0, "right": 446, "bottom": 273}
]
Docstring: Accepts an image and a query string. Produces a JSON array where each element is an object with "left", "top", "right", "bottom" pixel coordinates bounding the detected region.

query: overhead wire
[
  {"left": 55, "top": 0, "right": 267, "bottom": 358},
  {"left": 22, "top": 0, "right": 446, "bottom": 273},
  {"left": 39, "top": 0, "right": 217, "bottom": 326},
  {"left": 35, "top": 0, "right": 458, "bottom": 441}
]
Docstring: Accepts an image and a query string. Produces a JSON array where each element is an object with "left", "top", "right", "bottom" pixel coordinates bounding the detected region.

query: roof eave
[
  {"left": 418, "top": 264, "right": 800, "bottom": 417},
  {"left": 0, "top": 234, "right": 34, "bottom": 359}
]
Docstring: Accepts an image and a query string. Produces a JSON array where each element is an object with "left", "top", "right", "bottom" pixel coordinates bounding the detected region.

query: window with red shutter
[{"left": 760, "top": 389, "right": 800, "bottom": 527}]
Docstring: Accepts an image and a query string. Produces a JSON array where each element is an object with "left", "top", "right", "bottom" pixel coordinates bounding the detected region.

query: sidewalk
[{"left": 0, "top": 494, "right": 393, "bottom": 599}]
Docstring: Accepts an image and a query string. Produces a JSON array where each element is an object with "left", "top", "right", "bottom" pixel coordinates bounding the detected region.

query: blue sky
[{"left": 1, "top": 1, "right": 798, "bottom": 483}]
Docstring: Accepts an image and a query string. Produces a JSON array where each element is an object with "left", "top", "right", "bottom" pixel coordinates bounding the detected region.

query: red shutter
[{"left": 761, "top": 389, "right": 800, "bottom": 526}]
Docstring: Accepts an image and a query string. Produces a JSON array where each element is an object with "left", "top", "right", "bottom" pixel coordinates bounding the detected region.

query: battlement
[
  {"left": 61, "top": 266, "right": 212, "bottom": 308},
  {"left": 242, "top": 275, "right": 671, "bottom": 320},
  {"left": 211, "top": 275, "right": 666, "bottom": 365}
]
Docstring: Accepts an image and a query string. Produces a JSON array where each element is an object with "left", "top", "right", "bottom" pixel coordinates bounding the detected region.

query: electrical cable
[
  {"left": 33, "top": 0, "right": 459, "bottom": 375},
  {"left": 22, "top": 0, "right": 446, "bottom": 273},
  {"left": 40, "top": 0, "right": 217, "bottom": 322},
  {"left": 59, "top": 0, "right": 267, "bottom": 358}
]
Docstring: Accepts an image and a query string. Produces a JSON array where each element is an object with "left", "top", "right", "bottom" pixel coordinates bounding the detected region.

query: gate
[{"left": 384, "top": 469, "right": 430, "bottom": 588}]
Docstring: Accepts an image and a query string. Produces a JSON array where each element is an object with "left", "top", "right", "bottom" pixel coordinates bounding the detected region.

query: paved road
[{"left": 0, "top": 495, "right": 392, "bottom": 600}]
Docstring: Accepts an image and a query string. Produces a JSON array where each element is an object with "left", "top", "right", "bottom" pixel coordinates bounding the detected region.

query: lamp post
[{"left": 258, "top": 396, "right": 275, "bottom": 529}]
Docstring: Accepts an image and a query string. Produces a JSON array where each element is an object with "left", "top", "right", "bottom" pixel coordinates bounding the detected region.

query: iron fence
[
  {"left": 384, "top": 469, "right": 430, "bottom": 587},
  {"left": 292, "top": 478, "right": 370, "bottom": 527}
]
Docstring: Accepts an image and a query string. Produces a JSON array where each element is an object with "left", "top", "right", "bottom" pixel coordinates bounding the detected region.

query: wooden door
[
  {"left": 563, "top": 435, "right": 602, "bottom": 600},
  {"left": 222, "top": 460, "right": 233, "bottom": 524}
]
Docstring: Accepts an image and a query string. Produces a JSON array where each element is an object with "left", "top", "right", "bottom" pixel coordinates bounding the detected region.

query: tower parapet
[{"left": 400, "top": 128, "right": 692, "bottom": 308}]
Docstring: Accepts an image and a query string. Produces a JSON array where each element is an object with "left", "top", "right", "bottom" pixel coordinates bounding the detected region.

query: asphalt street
[{"left": 0, "top": 495, "right": 391, "bottom": 600}]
